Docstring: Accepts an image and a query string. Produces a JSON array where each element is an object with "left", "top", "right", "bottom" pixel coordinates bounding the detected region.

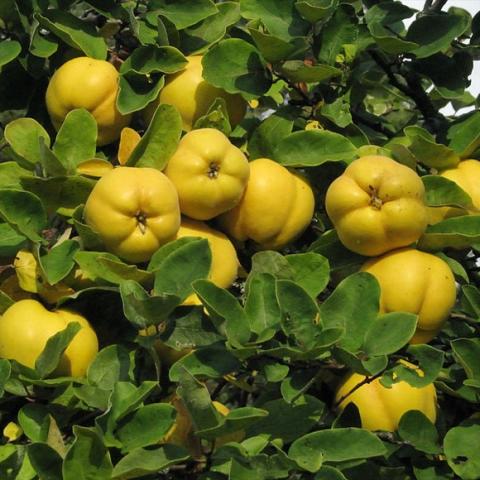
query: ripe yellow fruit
[
  {"left": 325, "top": 155, "right": 428, "bottom": 256},
  {"left": 144, "top": 55, "right": 246, "bottom": 131},
  {"left": 428, "top": 159, "right": 480, "bottom": 224},
  {"left": 219, "top": 158, "right": 315, "bottom": 250},
  {"left": 362, "top": 248, "right": 456, "bottom": 344},
  {"left": 335, "top": 366, "right": 437, "bottom": 431},
  {"left": 164, "top": 128, "right": 250, "bottom": 220},
  {"left": 46, "top": 56, "right": 131, "bottom": 146},
  {"left": 84, "top": 166, "right": 181, "bottom": 263},
  {"left": 0, "top": 299, "right": 98, "bottom": 377}
]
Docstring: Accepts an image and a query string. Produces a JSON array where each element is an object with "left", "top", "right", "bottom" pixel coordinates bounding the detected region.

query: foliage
[{"left": 0, "top": 0, "right": 480, "bottom": 479}]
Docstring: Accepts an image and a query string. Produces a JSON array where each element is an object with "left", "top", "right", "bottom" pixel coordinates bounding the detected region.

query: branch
[
  {"left": 369, "top": 51, "right": 448, "bottom": 133},
  {"left": 431, "top": 0, "right": 448, "bottom": 11}
]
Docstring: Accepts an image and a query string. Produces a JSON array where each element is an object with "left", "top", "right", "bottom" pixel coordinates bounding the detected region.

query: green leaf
[
  {"left": 71, "top": 205, "right": 104, "bottom": 251},
  {"left": 74, "top": 251, "right": 152, "bottom": 286},
  {"left": 193, "top": 280, "right": 251, "bottom": 346},
  {"left": 384, "top": 344, "right": 444, "bottom": 388},
  {"left": 289, "top": 428, "right": 386, "bottom": 472},
  {"left": 422, "top": 175, "right": 473, "bottom": 208},
  {"left": 418, "top": 215, "right": 480, "bottom": 251},
  {"left": 241, "top": 0, "right": 310, "bottom": 40},
  {"left": 275, "top": 130, "right": 357, "bottom": 167},
  {"left": 444, "top": 424, "right": 480, "bottom": 480},
  {"left": 250, "top": 251, "right": 295, "bottom": 279},
  {"left": 35, "top": 322, "right": 81, "bottom": 379},
  {"left": 314, "top": 466, "right": 348, "bottom": 480},
  {"left": 157, "top": 306, "right": 223, "bottom": 352},
  {"left": 451, "top": 338, "right": 480, "bottom": 381},
  {"left": 30, "top": 25, "right": 59, "bottom": 58},
  {"left": 317, "top": 5, "right": 358, "bottom": 65},
  {"left": 153, "top": 238, "right": 211, "bottom": 301},
  {"left": 281, "top": 61, "right": 341, "bottom": 83},
  {"left": 63, "top": 427, "right": 113, "bottom": 480},
  {"left": 117, "top": 46, "right": 187, "bottom": 114},
  {"left": 244, "top": 273, "right": 281, "bottom": 336},
  {"left": 248, "top": 114, "right": 294, "bottom": 160},
  {"left": 406, "top": 11, "right": 470, "bottom": 59},
  {"left": 177, "top": 368, "right": 221, "bottom": 431},
  {"left": 118, "top": 73, "right": 164, "bottom": 116},
  {"left": 263, "top": 361, "right": 289, "bottom": 383},
  {"left": 52, "top": 109, "right": 97, "bottom": 173},
  {"left": 0, "top": 359, "right": 11, "bottom": 398},
  {"left": 320, "top": 272, "right": 379, "bottom": 352},
  {"left": 404, "top": 126, "right": 460, "bottom": 169},
  {"left": 197, "top": 407, "right": 268, "bottom": 440},
  {"left": 0, "top": 291, "right": 13, "bottom": 315},
  {"left": 152, "top": 0, "right": 218, "bottom": 30},
  {"left": 115, "top": 403, "right": 176, "bottom": 453},
  {"left": 39, "top": 138, "right": 68, "bottom": 177},
  {"left": 39, "top": 240, "right": 80, "bottom": 285},
  {"left": 87, "top": 345, "right": 133, "bottom": 391},
  {"left": 4, "top": 117, "right": 51, "bottom": 166},
  {"left": 18, "top": 404, "right": 50, "bottom": 443},
  {"left": 415, "top": 52, "right": 472, "bottom": 100},
  {"left": 20, "top": 176, "right": 95, "bottom": 217},
  {"left": 286, "top": 252, "right": 330, "bottom": 298},
  {"left": 98, "top": 382, "right": 158, "bottom": 435},
  {"left": 127, "top": 104, "right": 182, "bottom": 169},
  {"left": 202, "top": 39, "right": 272, "bottom": 97},
  {"left": 35, "top": 10, "right": 107, "bottom": 60},
  {"left": 362, "top": 312, "right": 417, "bottom": 356},
  {"left": 246, "top": 395, "right": 325, "bottom": 443},
  {"left": 121, "top": 45, "right": 187, "bottom": 75},
  {"left": 121, "top": 280, "right": 179, "bottom": 329},
  {"left": 295, "top": 0, "right": 338, "bottom": 23},
  {"left": 248, "top": 26, "right": 309, "bottom": 64},
  {"left": 277, "top": 280, "right": 321, "bottom": 351},
  {"left": 111, "top": 445, "right": 190, "bottom": 480},
  {"left": 28, "top": 443, "right": 63, "bottom": 480},
  {"left": 281, "top": 370, "right": 317, "bottom": 403},
  {"left": 398, "top": 410, "right": 441, "bottom": 454},
  {"left": 193, "top": 97, "right": 232, "bottom": 136},
  {"left": 169, "top": 344, "right": 241, "bottom": 381},
  {"left": 461, "top": 284, "right": 480, "bottom": 318},
  {"left": 447, "top": 111, "right": 480, "bottom": 158},
  {"left": 0, "top": 40, "right": 21, "bottom": 69},
  {"left": 0, "top": 162, "right": 32, "bottom": 189},
  {"left": 181, "top": 2, "right": 241, "bottom": 55},
  {"left": 0, "top": 189, "right": 47, "bottom": 242},
  {"left": 365, "top": 2, "right": 418, "bottom": 54},
  {"left": 0, "top": 222, "right": 27, "bottom": 257},
  {"left": 320, "top": 94, "right": 352, "bottom": 129}
]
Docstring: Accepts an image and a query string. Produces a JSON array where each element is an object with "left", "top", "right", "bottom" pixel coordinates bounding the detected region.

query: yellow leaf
[
  {"left": 76, "top": 158, "right": 114, "bottom": 177},
  {"left": 3, "top": 422, "right": 23, "bottom": 442},
  {"left": 118, "top": 127, "right": 141, "bottom": 165}
]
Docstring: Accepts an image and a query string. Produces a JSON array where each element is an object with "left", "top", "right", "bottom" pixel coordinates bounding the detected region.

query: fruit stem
[
  {"left": 368, "top": 185, "right": 383, "bottom": 210},
  {"left": 135, "top": 211, "right": 147, "bottom": 234},
  {"left": 207, "top": 162, "right": 220, "bottom": 179}
]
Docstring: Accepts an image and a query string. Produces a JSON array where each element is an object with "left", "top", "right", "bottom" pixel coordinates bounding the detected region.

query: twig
[
  {"left": 431, "top": 0, "right": 448, "bottom": 11},
  {"left": 423, "top": 0, "right": 434, "bottom": 9}
]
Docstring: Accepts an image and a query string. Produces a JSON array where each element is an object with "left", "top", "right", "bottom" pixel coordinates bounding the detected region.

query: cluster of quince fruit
[
  {"left": 0, "top": 54, "right": 317, "bottom": 449},
  {"left": 325, "top": 155, "right": 460, "bottom": 431}
]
